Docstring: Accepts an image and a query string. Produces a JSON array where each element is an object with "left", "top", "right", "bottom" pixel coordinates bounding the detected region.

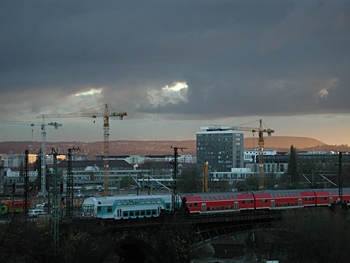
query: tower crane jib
[{"left": 38, "top": 104, "right": 127, "bottom": 196}]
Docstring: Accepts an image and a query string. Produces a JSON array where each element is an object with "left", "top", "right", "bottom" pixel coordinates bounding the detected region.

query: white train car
[{"left": 81, "top": 194, "right": 174, "bottom": 220}]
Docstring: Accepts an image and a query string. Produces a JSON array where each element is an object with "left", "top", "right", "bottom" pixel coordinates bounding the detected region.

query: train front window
[{"left": 82, "top": 205, "right": 94, "bottom": 214}]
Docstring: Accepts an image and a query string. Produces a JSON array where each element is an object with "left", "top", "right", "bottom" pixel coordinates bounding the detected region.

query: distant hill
[
  {"left": 245, "top": 136, "right": 327, "bottom": 151},
  {"left": 0, "top": 137, "right": 348, "bottom": 157}
]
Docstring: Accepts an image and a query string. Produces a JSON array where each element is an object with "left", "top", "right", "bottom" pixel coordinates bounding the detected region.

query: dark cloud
[{"left": 0, "top": 0, "right": 349, "bottom": 123}]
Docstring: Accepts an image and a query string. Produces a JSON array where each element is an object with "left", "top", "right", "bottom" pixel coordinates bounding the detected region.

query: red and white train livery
[{"left": 181, "top": 188, "right": 350, "bottom": 214}]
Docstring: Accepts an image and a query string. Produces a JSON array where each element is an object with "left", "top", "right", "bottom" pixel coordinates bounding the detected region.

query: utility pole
[
  {"left": 171, "top": 146, "right": 186, "bottom": 211},
  {"left": 11, "top": 182, "right": 15, "bottom": 219},
  {"left": 66, "top": 147, "right": 80, "bottom": 217},
  {"left": 338, "top": 152, "right": 342, "bottom": 205},
  {"left": 24, "top": 150, "right": 29, "bottom": 220},
  {"left": 51, "top": 148, "right": 59, "bottom": 255},
  {"left": 66, "top": 148, "right": 73, "bottom": 217}
]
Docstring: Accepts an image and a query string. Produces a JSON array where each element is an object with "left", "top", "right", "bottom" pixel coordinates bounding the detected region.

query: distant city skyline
[{"left": 1, "top": 2, "right": 350, "bottom": 146}]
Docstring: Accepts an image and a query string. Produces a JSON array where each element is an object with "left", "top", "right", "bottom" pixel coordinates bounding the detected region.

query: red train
[{"left": 181, "top": 188, "right": 350, "bottom": 214}]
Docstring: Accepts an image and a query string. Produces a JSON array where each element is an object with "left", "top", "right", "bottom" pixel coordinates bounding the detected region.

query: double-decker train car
[
  {"left": 81, "top": 194, "right": 175, "bottom": 220},
  {"left": 181, "top": 188, "right": 350, "bottom": 214}
]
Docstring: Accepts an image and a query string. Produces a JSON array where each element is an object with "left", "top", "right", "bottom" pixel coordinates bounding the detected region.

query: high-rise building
[{"left": 196, "top": 126, "right": 244, "bottom": 172}]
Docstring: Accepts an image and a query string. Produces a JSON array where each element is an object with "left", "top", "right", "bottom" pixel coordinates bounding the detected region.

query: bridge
[{"left": 59, "top": 209, "right": 283, "bottom": 262}]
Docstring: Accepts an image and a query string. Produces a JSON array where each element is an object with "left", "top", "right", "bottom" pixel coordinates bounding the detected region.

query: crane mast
[
  {"left": 37, "top": 121, "right": 62, "bottom": 197},
  {"left": 0, "top": 120, "right": 62, "bottom": 196},
  {"left": 38, "top": 104, "right": 126, "bottom": 196},
  {"left": 103, "top": 104, "right": 110, "bottom": 196},
  {"left": 203, "top": 162, "right": 209, "bottom": 193}
]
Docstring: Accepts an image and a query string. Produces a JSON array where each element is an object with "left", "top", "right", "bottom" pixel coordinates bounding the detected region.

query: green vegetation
[
  {"left": 177, "top": 166, "right": 202, "bottom": 193},
  {"left": 0, "top": 219, "right": 193, "bottom": 263},
  {"left": 272, "top": 208, "right": 350, "bottom": 263}
]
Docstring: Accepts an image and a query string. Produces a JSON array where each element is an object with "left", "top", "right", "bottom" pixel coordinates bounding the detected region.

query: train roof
[
  {"left": 181, "top": 188, "right": 350, "bottom": 201},
  {"left": 181, "top": 192, "right": 253, "bottom": 201},
  {"left": 82, "top": 194, "right": 172, "bottom": 206}
]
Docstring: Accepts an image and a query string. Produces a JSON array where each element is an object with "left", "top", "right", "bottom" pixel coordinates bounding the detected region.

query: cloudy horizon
[{"left": 1, "top": 1, "right": 350, "bottom": 146}]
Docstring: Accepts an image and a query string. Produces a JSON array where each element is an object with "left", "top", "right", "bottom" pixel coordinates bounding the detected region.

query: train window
[
  {"left": 122, "top": 200, "right": 128, "bottom": 205},
  {"left": 145, "top": 199, "right": 150, "bottom": 204},
  {"left": 287, "top": 203, "right": 290, "bottom": 206},
  {"left": 117, "top": 201, "right": 122, "bottom": 205},
  {"left": 130, "top": 211, "right": 134, "bottom": 217},
  {"left": 226, "top": 206, "right": 229, "bottom": 210},
  {"left": 107, "top": 206, "right": 112, "bottom": 213},
  {"left": 207, "top": 207, "right": 210, "bottom": 211},
  {"left": 97, "top": 206, "right": 101, "bottom": 212},
  {"left": 166, "top": 204, "right": 170, "bottom": 209},
  {"left": 135, "top": 211, "right": 140, "bottom": 216},
  {"left": 123, "top": 211, "right": 128, "bottom": 217},
  {"left": 141, "top": 210, "right": 145, "bottom": 216},
  {"left": 151, "top": 199, "right": 156, "bottom": 204},
  {"left": 189, "top": 203, "right": 192, "bottom": 207},
  {"left": 140, "top": 199, "right": 145, "bottom": 204},
  {"left": 146, "top": 210, "right": 151, "bottom": 216},
  {"left": 156, "top": 198, "right": 161, "bottom": 203},
  {"left": 135, "top": 199, "right": 140, "bottom": 205},
  {"left": 221, "top": 206, "right": 225, "bottom": 210},
  {"left": 194, "top": 203, "right": 198, "bottom": 207},
  {"left": 152, "top": 209, "right": 157, "bottom": 215},
  {"left": 129, "top": 200, "right": 134, "bottom": 205}
]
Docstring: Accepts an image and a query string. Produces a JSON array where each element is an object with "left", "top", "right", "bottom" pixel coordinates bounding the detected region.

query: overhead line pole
[{"left": 171, "top": 146, "right": 186, "bottom": 211}]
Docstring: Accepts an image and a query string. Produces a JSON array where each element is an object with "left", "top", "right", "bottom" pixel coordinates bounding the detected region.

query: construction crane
[
  {"left": 206, "top": 119, "right": 274, "bottom": 190},
  {"left": 233, "top": 119, "right": 274, "bottom": 190},
  {"left": 38, "top": 104, "right": 127, "bottom": 196},
  {"left": 203, "top": 162, "right": 209, "bottom": 193},
  {"left": 37, "top": 121, "right": 62, "bottom": 197},
  {"left": 0, "top": 120, "right": 62, "bottom": 196}
]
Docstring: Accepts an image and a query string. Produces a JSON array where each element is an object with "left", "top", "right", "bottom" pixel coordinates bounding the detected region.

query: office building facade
[{"left": 196, "top": 127, "right": 244, "bottom": 172}]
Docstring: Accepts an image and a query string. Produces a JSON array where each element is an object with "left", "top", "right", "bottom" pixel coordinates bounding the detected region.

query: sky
[{"left": 1, "top": 1, "right": 350, "bottom": 146}]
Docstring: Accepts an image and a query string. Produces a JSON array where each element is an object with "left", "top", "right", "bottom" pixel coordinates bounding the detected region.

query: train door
[
  {"left": 298, "top": 198, "right": 302, "bottom": 206},
  {"left": 116, "top": 208, "right": 121, "bottom": 219},
  {"left": 271, "top": 200, "right": 275, "bottom": 208},
  {"left": 234, "top": 202, "right": 239, "bottom": 210},
  {"left": 330, "top": 197, "right": 333, "bottom": 204},
  {"left": 201, "top": 203, "right": 206, "bottom": 212}
]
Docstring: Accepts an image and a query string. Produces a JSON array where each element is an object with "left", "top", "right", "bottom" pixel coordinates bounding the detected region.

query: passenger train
[
  {"left": 81, "top": 194, "right": 174, "bottom": 220},
  {"left": 183, "top": 188, "right": 350, "bottom": 214},
  {"left": 81, "top": 188, "right": 350, "bottom": 220}
]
